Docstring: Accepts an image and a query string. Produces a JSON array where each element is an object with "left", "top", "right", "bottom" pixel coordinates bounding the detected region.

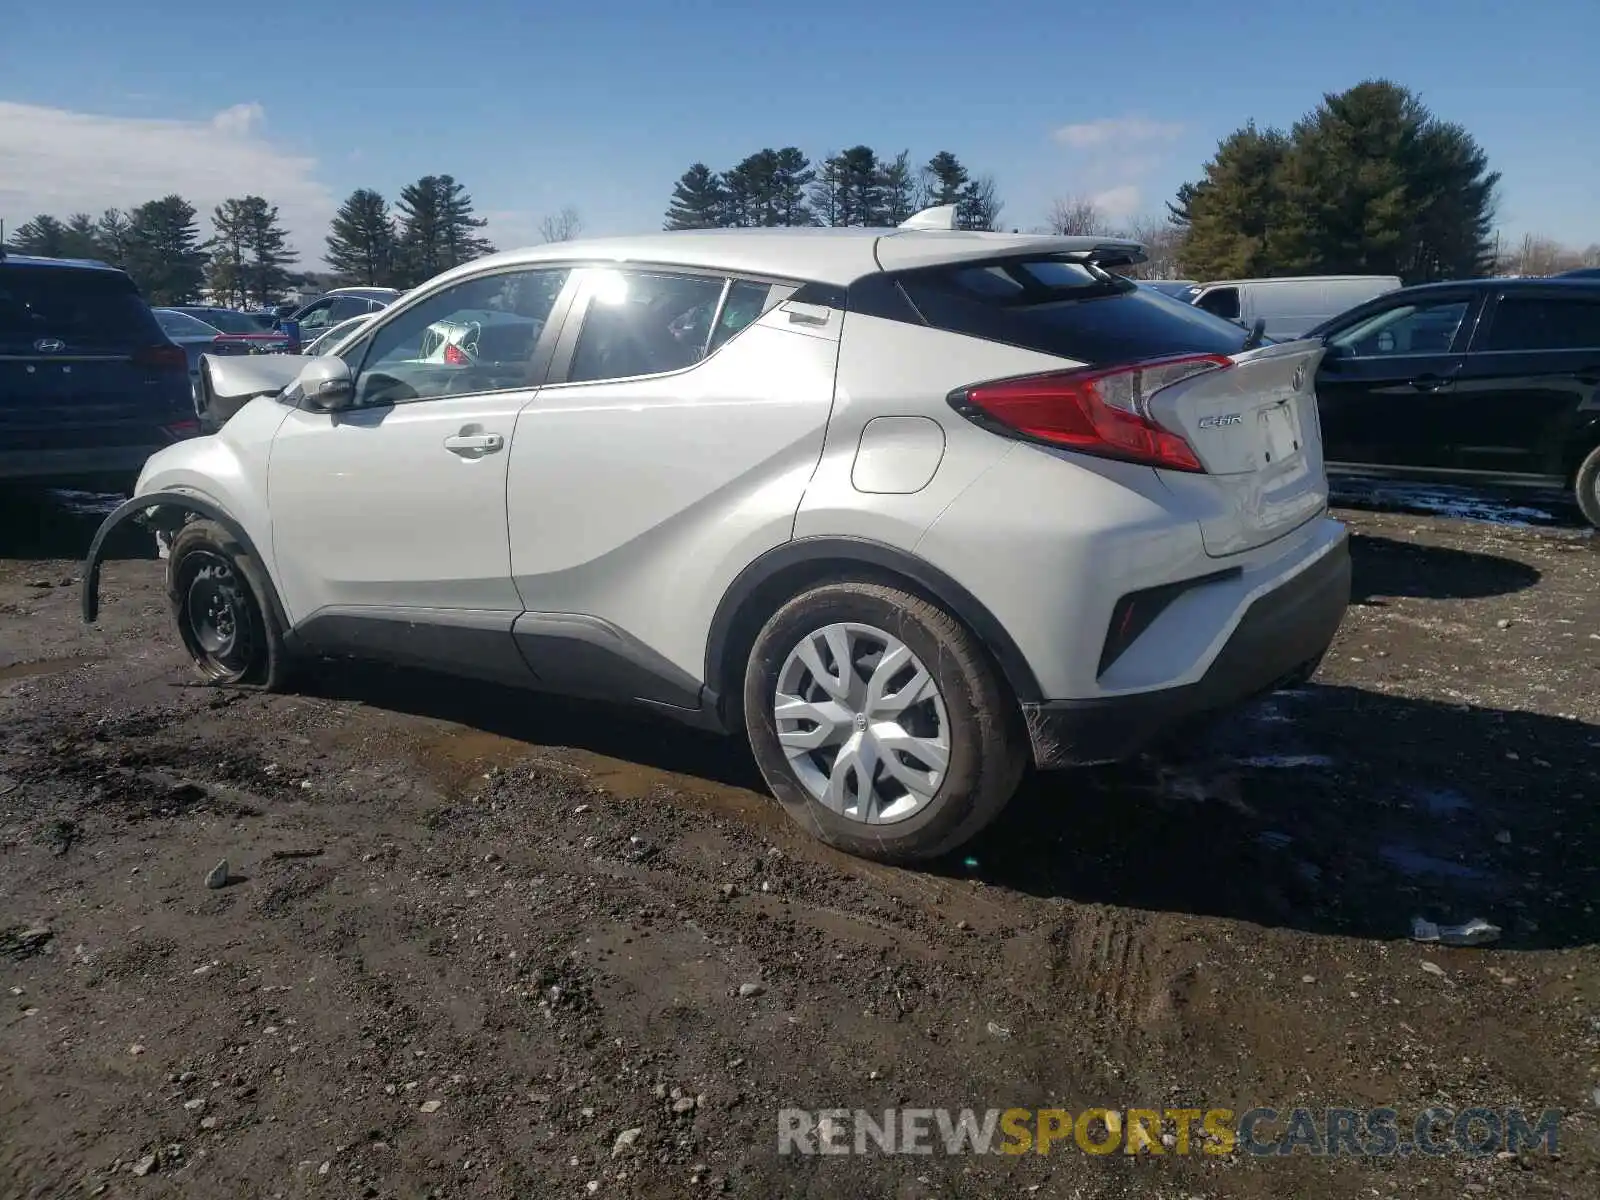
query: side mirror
[
  {"left": 295, "top": 356, "right": 354, "bottom": 412},
  {"left": 1319, "top": 342, "right": 1347, "bottom": 369}
]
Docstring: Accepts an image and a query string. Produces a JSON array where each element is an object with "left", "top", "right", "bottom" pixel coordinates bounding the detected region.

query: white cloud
[
  {"left": 0, "top": 101, "right": 335, "bottom": 265},
  {"left": 1053, "top": 116, "right": 1184, "bottom": 150},
  {"left": 1090, "top": 185, "right": 1143, "bottom": 219}
]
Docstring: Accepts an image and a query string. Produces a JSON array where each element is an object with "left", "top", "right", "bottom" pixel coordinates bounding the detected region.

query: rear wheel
[
  {"left": 742, "top": 582, "right": 1027, "bottom": 863},
  {"left": 167, "top": 519, "right": 290, "bottom": 689},
  {"left": 1576, "top": 444, "right": 1600, "bottom": 529}
]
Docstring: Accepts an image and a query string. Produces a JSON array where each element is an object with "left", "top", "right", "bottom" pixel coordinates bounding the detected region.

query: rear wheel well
[{"left": 712, "top": 555, "right": 1031, "bottom": 734}]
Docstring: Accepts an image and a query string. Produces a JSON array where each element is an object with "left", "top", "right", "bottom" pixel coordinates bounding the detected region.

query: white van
[{"left": 1179, "top": 276, "right": 1403, "bottom": 340}]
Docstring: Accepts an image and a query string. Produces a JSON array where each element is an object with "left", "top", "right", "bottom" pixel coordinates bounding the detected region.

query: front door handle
[{"left": 444, "top": 432, "right": 504, "bottom": 454}]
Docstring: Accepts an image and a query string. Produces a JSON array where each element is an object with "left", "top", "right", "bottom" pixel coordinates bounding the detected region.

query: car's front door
[
  {"left": 1448, "top": 289, "right": 1600, "bottom": 481},
  {"left": 1314, "top": 290, "right": 1480, "bottom": 470},
  {"left": 266, "top": 265, "right": 576, "bottom": 671}
]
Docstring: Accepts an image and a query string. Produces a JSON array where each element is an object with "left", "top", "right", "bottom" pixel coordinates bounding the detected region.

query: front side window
[
  {"left": 567, "top": 269, "right": 729, "bottom": 383},
  {"left": 1329, "top": 299, "right": 1469, "bottom": 357},
  {"left": 1481, "top": 296, "right": 1600, "bottom": 352},
  {"left": 350, "top": 267, "right": 570, "bottom": 405}
]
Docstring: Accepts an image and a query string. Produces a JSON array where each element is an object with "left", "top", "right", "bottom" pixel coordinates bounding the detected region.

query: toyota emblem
[{"left": 33, "top": 338, "right": 65, "bottom": 353}]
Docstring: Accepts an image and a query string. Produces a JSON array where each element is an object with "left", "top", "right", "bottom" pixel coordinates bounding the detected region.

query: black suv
[
  {"left": 1308, "top": 277, "right": 1600, "bottom": 526},
  {"left": 1, "top": 250, "right": 197, "bottom": 491}
]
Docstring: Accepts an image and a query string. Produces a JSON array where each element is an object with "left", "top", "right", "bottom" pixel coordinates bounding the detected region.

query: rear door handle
[
  {"left": 1409, "top": 375, "right": 1453, "bottom": 393},
  {"left": 443, "top": 432, "right": 504, "bottom": 454}
]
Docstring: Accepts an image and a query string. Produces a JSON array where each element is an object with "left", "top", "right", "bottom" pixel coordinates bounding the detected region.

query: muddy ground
[{"left": 1, "top": 481, "right": 1597, "bottom": 1200}]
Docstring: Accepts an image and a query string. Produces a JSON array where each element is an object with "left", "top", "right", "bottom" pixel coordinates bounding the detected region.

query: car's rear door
[
  {"left": 1314, "top": 288, "right": 1480, "bottom": 471},
  {"left": 0, "top": 262, "right": 191, "bottom": 478},
  {"left": 1448, "top": 288, "right": 1600, "bottom": 481}
]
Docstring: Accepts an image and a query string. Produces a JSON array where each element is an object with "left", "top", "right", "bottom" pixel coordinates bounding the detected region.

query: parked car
[
  {"left": 166, "top": 305, "right": 291, "bottom": 352},
  {"left": 1182, "top": 276, "right": 1403, "bottom": 340},
  {"left": 1306, "top": 276, "right": 1600, "bottom": 526},
  {"left": 279, "top": 287, "right": 402, "bottom": 348},
  {"left": 301, "top": 312, "right": 378, "bottom": 356},
  {"left": 1, "top": 249, "right": 198, "bottom": 491},
  {"left": 151, "top": 308, "right": 256, "bottom": 412},
  {"left": 82, "top": 211, "right": 1351, "bottom": 862}
]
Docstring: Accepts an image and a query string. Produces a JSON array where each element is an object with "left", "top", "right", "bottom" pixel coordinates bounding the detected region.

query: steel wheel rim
[
  {"left": 182, "top": 552, "right": 255, "bottom": 678},
  {"left": 773, "top": 622, "right": 950, "bottom": 824}
]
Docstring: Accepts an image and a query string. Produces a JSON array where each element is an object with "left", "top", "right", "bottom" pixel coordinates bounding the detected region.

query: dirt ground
[{"left": 1, "top": 481, "right": 1597, "bottom": 1200}]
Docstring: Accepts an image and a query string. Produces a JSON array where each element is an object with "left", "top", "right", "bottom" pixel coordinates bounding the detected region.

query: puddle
[
  {"left": 1379, "top": 844, "right": 1485, "bottom": 881},
  {"left": 0, "top": 656, "right": 101, "bottom": 684}
]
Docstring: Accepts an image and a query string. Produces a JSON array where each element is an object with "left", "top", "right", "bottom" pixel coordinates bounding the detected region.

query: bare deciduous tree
[
  {"left": 539, "top": 206, "right": 584, "bottom": 244},
  {"left": 1046, "top": 195, "right": 1110, "bottom": 237},
  {"left": 1122, "top": 215, "right": 1186, "bottom": 280},
  {"left": 1496, "top": 232, "right": 1599, "bottom": 276}
]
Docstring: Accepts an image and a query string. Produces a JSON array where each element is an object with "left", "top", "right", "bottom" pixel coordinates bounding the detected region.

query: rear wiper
[{"left": 1240, "top": 317, "right": 1267, "bottom": 351}]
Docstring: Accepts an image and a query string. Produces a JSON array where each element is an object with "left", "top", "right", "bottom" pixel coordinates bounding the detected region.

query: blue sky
[{"left": 3, "top": 0, "right": 1596, "bottom": 264}]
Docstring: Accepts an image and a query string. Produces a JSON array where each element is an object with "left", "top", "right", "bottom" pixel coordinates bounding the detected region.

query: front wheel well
[{"left": 707, "top": 543, "right": 1040, "bottom": 733}]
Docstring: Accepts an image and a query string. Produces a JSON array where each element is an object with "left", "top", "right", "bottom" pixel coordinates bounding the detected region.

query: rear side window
[
  {"left": 0, "top": 265, "right": 158, "bottom": 351},
  {"left": 567, "top": 270, "right": 728, "bottom": 383},
  {"left": 893, "top": 257, "right": 1251, "bottom": 365},
  {"left": 1482, "top": 296, "right": 1600, "bottom": 351}
]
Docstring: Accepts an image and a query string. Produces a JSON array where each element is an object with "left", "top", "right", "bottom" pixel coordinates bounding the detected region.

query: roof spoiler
[{"left": 1068, "top": 243, "right": 1147, "bottom": 268}]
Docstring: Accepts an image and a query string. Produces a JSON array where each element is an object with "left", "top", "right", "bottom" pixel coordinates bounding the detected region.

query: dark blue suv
[{"left": 1, "top": 250, "right": 198, "bottom": 492}]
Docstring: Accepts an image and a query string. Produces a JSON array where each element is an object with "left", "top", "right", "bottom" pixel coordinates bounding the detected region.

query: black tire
[
  {"left": 167, "top": 519, "right": 291, "bottom": 690},
  {"left": 1576, "top": 444, "right": 1600, "bottom": 530},
  {"left": 742, "top": 581, "right": 1027, "bottom": 863}
]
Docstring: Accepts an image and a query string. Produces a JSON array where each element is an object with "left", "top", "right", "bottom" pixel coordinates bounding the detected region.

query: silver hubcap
[{"left": 773, "top": 622, "right": 950, "bottom": 824}]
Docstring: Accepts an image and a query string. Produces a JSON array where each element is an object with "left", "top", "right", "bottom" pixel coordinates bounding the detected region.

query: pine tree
[
  {"left": 11, "top": 215, "right": 69, "bottom": 257},
  {"left": 394, "top": 175, "right": 492, "bottom": 287},
  {"left": 326, "top": 189, "right": 396, "bottom": 285},
  {"left": 96, "top": 209, "right": 134, "bottom": 269},
  {"left": 664, "top": 164, "right": 727, "bottom": 229},
  {"left": 1176, "top": 123, "right": 1290, "bottom": 279},
  {"left": 125, "top": 195, "right": 207, "bottom": 303},
  {"left": 879, "top": 151, "right": 917, "bottom": 225},
  {"left": 840, "top": 146, "right": 884, "bottom": 226},
  {"left": 809, "top": 153, "right": 848, "bottom": 227},
  {"left": 959, "top": 175, "right": 1004, "bottom": 232},
  {"left": 919, "top": 151, "right": 970, "bottom": 209},
  {"left": 1174, "top": 81, "right": 1500, "bottom": 284},
  {"left": 62, "top": 214, "right": 103, "bottom": 260},
  {"left": 771, "top": 148, "right": 815, "bottom": 226},
  {"left": 207, "top": 199, "right": 253, "bottom": 307},
  {"left": 243, "top": 197, "right": 295, "bottom": 304}
]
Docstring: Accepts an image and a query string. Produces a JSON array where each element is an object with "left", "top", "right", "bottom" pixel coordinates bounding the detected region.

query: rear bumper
[
  {"left": 1021, "top": 526, "right": 1351, "bottom": 768},
  {"left": 0, "top": 445, "right": 160, "bottom": 482}
]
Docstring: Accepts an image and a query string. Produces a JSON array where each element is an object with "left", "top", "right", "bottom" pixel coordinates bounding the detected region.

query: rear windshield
[
  {"left": 894, "top": 256, "right": 1252, "bottom": 364},
  {"left": 200, "top": 309, "right": 270, "bottom": 335},
  {"left": 0, "top": 265, "right": 159, "bottom": 351}
]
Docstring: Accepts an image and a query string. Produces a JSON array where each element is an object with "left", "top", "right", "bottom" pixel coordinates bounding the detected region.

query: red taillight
[
  {"left": 949, "top": 353, "right": 1230, "bottom": 473},
  {"left": 162, "top": 420, "right": 202, "bottom": 440},
  {"left": 443, "top": 342, "right": 470, "bottom": 366},
  {"left": 132, "top": 344, "right": 188, "bottom": 371}
]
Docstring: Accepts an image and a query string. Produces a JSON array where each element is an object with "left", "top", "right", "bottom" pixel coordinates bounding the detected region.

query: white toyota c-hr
[{"left": 82, "top": 206, "right": 1350, "bottom": 863}]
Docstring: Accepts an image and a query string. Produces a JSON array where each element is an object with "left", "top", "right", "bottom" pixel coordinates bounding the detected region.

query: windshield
[{"left": 200, "top": 308, "right": 270, "bottom": 335}]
